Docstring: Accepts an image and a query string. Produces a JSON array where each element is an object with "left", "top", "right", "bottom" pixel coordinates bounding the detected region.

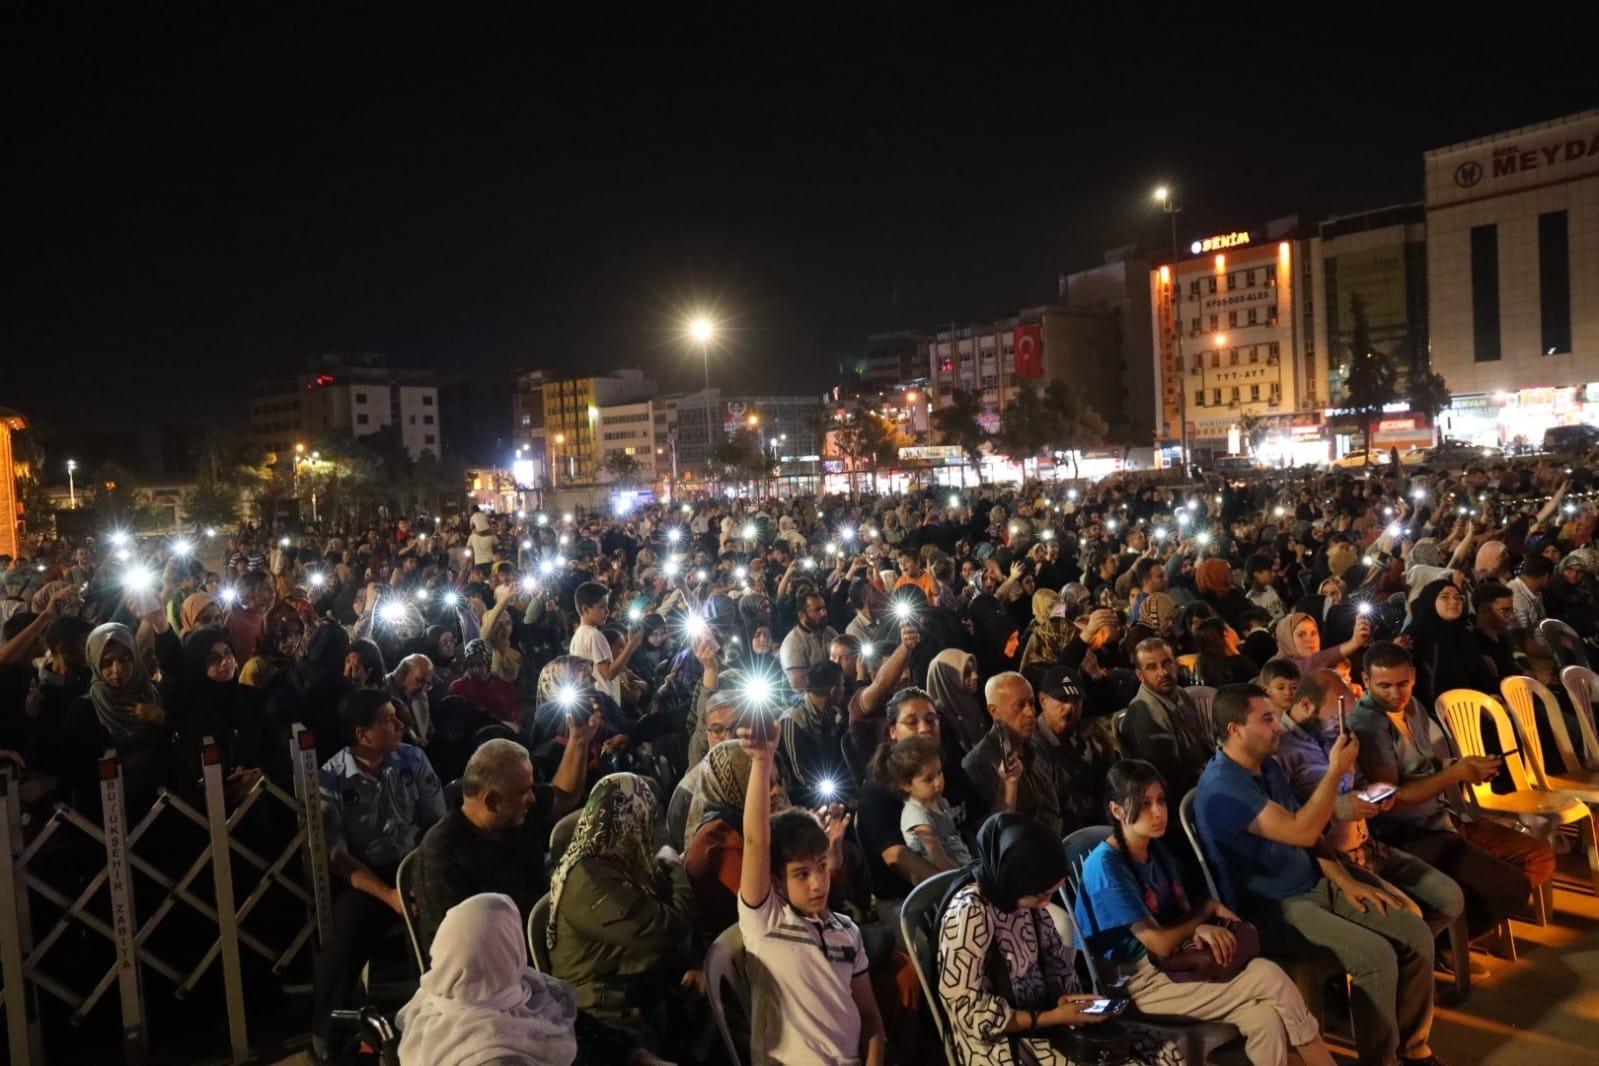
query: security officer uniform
[{"left": 311, "top": 743, "right": 445, "bottom": 1051}]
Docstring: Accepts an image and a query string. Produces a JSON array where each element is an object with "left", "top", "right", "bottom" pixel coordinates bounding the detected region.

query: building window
[
  {"left": 1270, "top": 384, "right": 1281, "bottom": 405},
  {"left": 357, "top": 414, "right": 370, "bottom": 425},
  {"left": 1209, "top": 351, "right": 1220, "bottom": 369},
  {"left": 1188, "top": 280, "right": 1200, "bottom": 297},
  {"left": 1539, "top": 210, "right": 1572, "bottom": 355},
  {"left": 1208, "top": 314, "right": 1220, "bottom": 329},
  {"left": 355, "top": 392, "right": 367, "bottom": 404},
  {"left": 1228, "top": 311, "right": 1239, "bottom": 327},
  {"left": 423, "top": 415, "right": 435, "bottom": 425},
  {"left": 1250, "top": 384, "right": 1261, "bottom": 402},
  {"left": 1191, "top": 354, "right": 1203, "bottom": 373},
  {"left": 1249, "top": 346, "right": 1259, "bottom": 364},
  {"left": 1195, "top": 391, "right": 1205, "bottom": 407},
  {"left": 1227, "top": 273, "right": 1238, "bottom": 291},
  {"left": 1470, "top": 223, "right": 1502, "bottom": 362},
  {"left": 1247, "top": 308, "right": 1258, "bottom": 325},
  {"left": 409, "top": 415, "right": 416, "bottom": 425},
  {"left": 1265, "top": 264, "right": 1276, "bottom": 284},
  {"left": 422, "top": 395, "right": 434, "bottom": 406},
  {"left": 1212, "top": 389, "right": 1222, "bottom": 406},
  {"left": 424, "top": 434, "right": 436, "bottom": 446},
  {"left": 1269, "top": 342, "right": 1280, "bottom": 359},
  {"left": 1229, "top": 348, "right": 1239, "bottom": 366},
  {"left": 1246, "top": 269, "right": 1256, "bottom": 288}
]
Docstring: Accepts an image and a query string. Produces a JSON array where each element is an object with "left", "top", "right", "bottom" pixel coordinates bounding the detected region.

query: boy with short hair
[
  {"left": 740, "top": 722, "right": 885, "bottom": 1066},
  {"left": 570, "top": 580, "right": 640, "bottom": 704},
  {"left": 1260, "top": 658, "right": 1300, "bottom": 716}
]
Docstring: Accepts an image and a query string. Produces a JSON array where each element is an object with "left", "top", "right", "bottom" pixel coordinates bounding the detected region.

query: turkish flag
[{"left": 1013, "top": 324, "right": 1043, "bottom": 378}]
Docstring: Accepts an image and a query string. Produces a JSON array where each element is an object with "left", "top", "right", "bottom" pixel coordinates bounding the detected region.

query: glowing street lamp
[
  {"left": 1153, "top": 183, "right": 1188, "bottom": 471},
  {"left": 66, "top": 459, "right": 77, "bottom": 509},
  {"left": 687, "top": 313, "right": 718, "bottom": 492}
]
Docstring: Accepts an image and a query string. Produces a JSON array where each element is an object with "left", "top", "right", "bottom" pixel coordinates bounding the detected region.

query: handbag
[
  {"left": 1150, "top": 917, "right": 1261, "bottom": 984},
  {"left": 984, "top": 909, "right": 1132, "bottom": 1066}
]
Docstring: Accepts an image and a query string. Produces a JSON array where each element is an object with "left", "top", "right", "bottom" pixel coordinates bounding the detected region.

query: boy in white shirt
[
  {"left": 740, "top": 720, "right": 885, "bottom": 1066},
  {"left": 569, "top": 580, "right": 641, "bottom": 705}
]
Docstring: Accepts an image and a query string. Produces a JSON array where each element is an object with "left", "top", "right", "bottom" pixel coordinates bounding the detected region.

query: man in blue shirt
[
  {"left": 1195, "top": 683, "right": 1442, "bottom": 1066},
  {"left": 311, "top": 688, "right": 445, "bottom": 1062}
]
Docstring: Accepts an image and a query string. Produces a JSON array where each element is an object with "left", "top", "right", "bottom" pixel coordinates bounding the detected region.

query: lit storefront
[{"left": 1440, "top": 385, "right": 1599, "bottom": 449}]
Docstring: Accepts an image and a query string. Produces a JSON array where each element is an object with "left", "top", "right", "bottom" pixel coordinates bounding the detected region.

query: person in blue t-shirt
[
  {"left": 1193, "top": 684, "right": 1443, "bottom": 1066},
  {"left": 1077, "top": 759, "right": 1332, "bottom": 1066}
]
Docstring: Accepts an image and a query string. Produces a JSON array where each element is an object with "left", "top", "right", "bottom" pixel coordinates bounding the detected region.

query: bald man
[{"left": 960, "top": 671, "right": 1064, "bottom": 837}]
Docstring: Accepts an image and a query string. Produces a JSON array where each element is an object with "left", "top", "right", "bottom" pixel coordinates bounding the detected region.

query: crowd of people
[{"left": 0, "top": 452, "right": 1594, "bottom": 1066}]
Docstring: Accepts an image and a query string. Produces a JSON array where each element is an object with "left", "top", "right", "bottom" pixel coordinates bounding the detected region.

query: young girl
[
  {"left": 884, "top": 735, "right": 971, "bottom": 870},
  {"left": 1075, "top": 760, "right": 1336, "bottom": 1066}
]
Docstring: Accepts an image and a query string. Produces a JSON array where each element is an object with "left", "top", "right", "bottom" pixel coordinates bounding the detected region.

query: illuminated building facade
[
  {"left": 249, "top": 353, "right": 440, "bottom": 459},
  {"left": 1426, "top": 109, "right": 1599, "bottom": 449},
  {"left": 1149, "top": 219, "right": 1328, "bottom": 463}
]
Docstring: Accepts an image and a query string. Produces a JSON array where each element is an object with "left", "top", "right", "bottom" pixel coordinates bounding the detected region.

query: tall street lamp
[
  {"left": 1155, "top": 186, "right": 1189, "bottom": 473},
  {"left": 66, "top": 459, "right": 76, "bottom": 509},
  {"left": 689, "top": 315, "right": 716, "bottom": 491}
]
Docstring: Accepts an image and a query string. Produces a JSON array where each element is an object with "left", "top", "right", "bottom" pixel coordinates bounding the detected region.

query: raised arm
[
  {"left": 1249, "top": 732, "right": 1357, "bottom": 847},
  {"left": 739, "top": 722, "right": 778, "bottom": 907}
]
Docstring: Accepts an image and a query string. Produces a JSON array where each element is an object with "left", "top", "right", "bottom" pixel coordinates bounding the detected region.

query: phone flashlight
[
  {"left": 379, "top": 602, "right": 407, "bottom": 625},
  {"left": 628, "top": 606, "right": 644, "bottom": 622},
  {"left": 444, "top": 592, "right": 460, "bottom": 606},
  {"left": 1357, "top": 602, "right": 1373, "bottom": 616},
  {"left": 415, "top": 588, "right": 430, "bottom": 602},
  {"left": 817, "top": 778, "right": 838, "bottom": 800},
  {"left": 521, "top": 575, "right": 538, "bottom": 592},
  {"left": 309, "top": 572, "right": 326, "bottom": 588},
  {"left": 557, "top": 685, "right": 580, "bottom": 708}
]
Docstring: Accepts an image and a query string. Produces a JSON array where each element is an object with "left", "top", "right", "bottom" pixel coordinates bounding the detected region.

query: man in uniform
[{"left": 311, "top": 688, "right": 445, "bottom": 1062}]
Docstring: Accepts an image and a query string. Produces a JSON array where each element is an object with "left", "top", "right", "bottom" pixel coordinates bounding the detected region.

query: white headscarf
[{"left": 397, "top": 893, "right": 579, "bottom": 1066}]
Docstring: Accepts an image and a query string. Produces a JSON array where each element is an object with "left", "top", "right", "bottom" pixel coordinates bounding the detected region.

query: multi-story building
[
  {"left": 1317, "top": 204, "right": 1434, "bottom": 454},
  {"left": 925, "top": 306, "right": 1123, "bottom": 434},
  {"left": 1425, "top": 109, "right": 1599, "bottom": 448},
  {"left": 511, "top": 369, "right": 656, "bottom": 486},
  {"left": 840, "top": 332, "right": 927, "bottom": 395},
  {"left": 674, "top": 390, "right": 824, "bottom": 489},
  {"left": 248, "top": 353, "right": 440, "bottom": 459},
  {"left": 1148, "top": 218, "right": 1327, "bottom": 463},
  {"left": 596, "top": 400, "right": 659, "bottom": 485},
  {"left": 1061, "top": 247, "right": 1158, "bottom": 442}
]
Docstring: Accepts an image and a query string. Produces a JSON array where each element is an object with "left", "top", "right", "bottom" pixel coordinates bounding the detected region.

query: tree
[
  {"left": 90, "top": 461, "right": 142, "bottom": 529},
  {"left": 1342, "top": 294, "right": 1398, "bottom": 463},
  {"left": 996, "top": 381, "right": 1061, "bottom": 477},
  {"left": 931, "top": 389, "right": 989, "bottom": 483},
  {"left": 183, "top": 482, "right": 239, "bottom": 530},
  {"left": 1043, "top": 380, "right": 1109, "bottom": 479},
  {"left": 709, "top": 428, "right": 767, "bottom": 491},
  {"left": 602, "top": 451, "right": 643, "bottom": 485},
  {"left": 11, "top": 429, "right": 56, "bottom": 535},
  {"left": 833, "top": 409, "right": 903, "bottom": 497},
  {"left": 1409, "top": 367, "right": 1453, "bottom": 426}
]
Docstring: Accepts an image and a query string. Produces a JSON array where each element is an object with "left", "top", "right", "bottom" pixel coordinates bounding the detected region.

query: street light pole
[
  {"left": 66, "top": 459, "right": 76, "bottom": 509},
  {"left": 1156, "top": 187, "right": 1189, "bottom": 475},
  {"left": 690, "top": 316, "right": 717, "bottom": 499}
]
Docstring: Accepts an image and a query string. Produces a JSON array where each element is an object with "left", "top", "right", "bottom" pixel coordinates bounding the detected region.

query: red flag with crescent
[{"left": 1013, "top": 324, "right": 1043, "bottom": 378}]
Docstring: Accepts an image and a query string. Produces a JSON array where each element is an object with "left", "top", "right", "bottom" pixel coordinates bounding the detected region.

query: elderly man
[
  {"left": 387, "top": 653, "right": 436, "bottom": 746},
  {"left": 413, "top": 730, "right": 593, "bottom": 953},
  {"left": 1120, "top": 637, "right": 1213, "bottom": 804},
  {"left": 961, "top": 671, "right": 1055, "bottom": 835}
]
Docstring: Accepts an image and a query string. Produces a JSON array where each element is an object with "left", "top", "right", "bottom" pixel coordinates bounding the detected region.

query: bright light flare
[
  {"left": 817, "top": 778, "right": 839, "bottom": 800},
  {"left": 521, "top": 575, "right": 538, "bottom": 592},
  {"left": 667, "top": 527, "right": 682, "bottom": 543},
  {"left": 172, "top": 538, "right": 193, "bottom": 556},
  {"left": 444, "top": 592, "right": 460, "bottom": 606},
  {"left": 309, "top": 572, "right": 327, "bottom": 588},
  {"left": 123, "top": 567, "right": 154, "bottom": 592},
  {"left": 557, "top": 685, "right": 580, "bottom": 708},
  {"left": 685, "top": 615, "right": 708, "bottom": 639},
  {"left": 689, "top": 316, "right": 715, "bottom": 343},
  {"left": 1195, "top": 532, "right": 1211, "bottom": 546},
  {"left": 742, "top": 523, "right": 758, "bottom": 540},
  {"left": 379, "top": 602, "right": 407, "bottom": 625}
]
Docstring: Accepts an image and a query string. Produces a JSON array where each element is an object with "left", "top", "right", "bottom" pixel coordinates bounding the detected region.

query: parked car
[
  {"left": 1417, "top": 439, "right": 1503, "bottom": 468},
  {"left": 1543, "top": 424, "right": 1599, "bottom": 455},
  {"left": 1329, "top": 449, "right": 1380, "bottom": 470}
]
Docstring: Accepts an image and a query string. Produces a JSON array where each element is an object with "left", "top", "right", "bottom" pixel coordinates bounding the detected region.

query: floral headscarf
[
  {"left": 547, "top": 773, "right": 658, "bottom": 951},
  {"left": 686, "top": 739, "right": 789, "bottom": 835},
  {"left": 536, "top": 655, "right": 594, "bottom": 708}
]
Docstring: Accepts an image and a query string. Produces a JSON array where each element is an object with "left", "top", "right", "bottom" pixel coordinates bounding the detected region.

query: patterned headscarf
[
  {"left": 547, "top": 773, "right": 658, "bottom": 952},
  {"left": 1136, "top": 592, "right": 1177, "bottom": 634},
  {"left": 536, "top": 656, "right": 594, "bottom": 708},
  {"left": 686, "top": 739, "right": 788, "bottom": 835},
  {"left": 86, "top": 622, "right": 163, "bottom": 745},
  {"left": 462, "top": 638, "right": 494, "bottom": 667}
]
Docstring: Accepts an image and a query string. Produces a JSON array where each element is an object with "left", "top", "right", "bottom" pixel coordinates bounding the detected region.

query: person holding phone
[{"left": 1273, "top": 668, "right": 1468, "bottom": 962}]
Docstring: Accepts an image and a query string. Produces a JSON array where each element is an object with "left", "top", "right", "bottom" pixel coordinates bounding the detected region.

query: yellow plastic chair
[
  {"left": 1499, "top": 675, "right": 1599, "bottom": 797},
  {"left": 1435, "top": 689, "right": 1599, "bottom": 894},
  {"left": 1556, "top": 665, "right": 1599, "bottom": 774}
]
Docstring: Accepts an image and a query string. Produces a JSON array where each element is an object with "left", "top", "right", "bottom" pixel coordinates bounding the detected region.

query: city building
[
  {"left": 1060, "top": 246, "right": 1158, "bottom": 442},
  {"left": 510, "top": 369, "right": 656, "bottom": 486},
  {"left": 839, "top": 331, "right": 927, "bottom": 395},
  {"left": 925, "top": 305, "right": 1124, "bottom": 433},
  {"left": 248, "top": 353, "right": 441, "bottom": 459},
  {"left": 596, "top": 400, "right": 660, "bottom": 485},
  {"left": 1425, "top": 109, "right": 1599, "bottom": 448},
  {"left": 674, "top": 389, "right": 824, "bottom": 491},
  {"left": 1148, "top": 218, "right": 1328, "bottom": 464},
  {"left": 0, "top": 408, "right": 27, "bottom": 556},
  {"left": 1318, "top": 204, "right": 1433, "bottom": 454}
]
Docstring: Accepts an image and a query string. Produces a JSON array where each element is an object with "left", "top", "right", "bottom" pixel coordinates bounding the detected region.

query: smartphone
[
  {"left": 1000, "top": 730, "right": 1013, "bottom": 764},
  {"left": 1079, "top": 998, "right": 1123, "bottom": 1016},
  {"left": 1357, "top": 782, "right": 1398, "bottom": 804},
  {"left": 1337, "top": 694, "right": 1348, "bottom": 735}
]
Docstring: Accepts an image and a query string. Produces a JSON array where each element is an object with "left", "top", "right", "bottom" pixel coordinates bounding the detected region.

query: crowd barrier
[{"left": 0, "top": 724, "right": 333, "bottom": 1065}]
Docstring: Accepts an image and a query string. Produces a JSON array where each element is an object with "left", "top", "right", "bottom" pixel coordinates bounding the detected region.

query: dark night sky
[{"left": 6, "top": 5, "right": 1595, "bottom": 447}]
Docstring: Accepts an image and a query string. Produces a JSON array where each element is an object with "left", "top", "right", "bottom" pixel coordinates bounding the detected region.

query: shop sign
[
  {"left": 1201, "top": 289, "right": 1275, "bottom": 313},
  {"left": 1190, "top": 231, "right": 1251, "bottom": 254},
  {"left": 898, "top": 444, "right": 965, "bottom": 461}
]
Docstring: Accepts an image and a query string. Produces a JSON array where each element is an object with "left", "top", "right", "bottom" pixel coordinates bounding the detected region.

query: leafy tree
[
  {"left": 11, "top": 429, "right": 56, "bottom": 535},
  {"left": 183, "top": 482, "right": 239, "bottom": 530},
  {"left": 1341, "top": 293, "right": 1398, "bottom": 462},
  {"left": 833, "top": 409, "right": 903, "bottom": 496},
  {"left": 709, "top": 427, "right": 768, "bottom": 490},
  {"left": 996, "top": 381, "right": 1060, "bottom": 476},
  {"left": 1043, "top": 380, "right": 1109, "bottom": 479},
  {"left": 89, "top": 461, "right": 141, "bottom": 529},
  {"left": 1408, "top": 367, "right": 1452, "bottom": 425},
  {"left": 602, "top": 451, "right": 643, "bottom": 485},
  {"left": 931, "top": 388, "right": 989, "bottom": 482}
]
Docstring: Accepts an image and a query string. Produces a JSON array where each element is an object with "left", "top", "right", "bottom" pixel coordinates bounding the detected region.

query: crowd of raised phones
[{"left": 0, "top": 454, "right": 1593, "bottom": 1066}]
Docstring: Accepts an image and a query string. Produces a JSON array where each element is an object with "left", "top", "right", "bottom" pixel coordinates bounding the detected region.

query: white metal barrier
[{"left": 0, "top": 725, "right": 332, "bottom": 1065}]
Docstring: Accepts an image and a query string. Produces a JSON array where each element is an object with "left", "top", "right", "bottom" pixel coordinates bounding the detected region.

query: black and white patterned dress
[{"left": 936, "top": 882, "right": 1183, "bottom": 1066}]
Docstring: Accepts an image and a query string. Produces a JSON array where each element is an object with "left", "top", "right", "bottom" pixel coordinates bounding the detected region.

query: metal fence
[{"left": 0, "top": 724, "right": 332, "bottom": 1065}]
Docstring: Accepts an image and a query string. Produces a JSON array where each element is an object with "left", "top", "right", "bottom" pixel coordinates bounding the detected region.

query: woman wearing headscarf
[
  {"left": 239, "top": 603, "right": 304, "bottom": 688},
  {"left": 935, "top": 813, "right": 1181, "bottom": 1066},
  {"left": 547, "top": 774, "right": 695, "bottom": 1054},
  {"left": 525, "top": 656, "right": 627, "bottom": 788},
  {"left": 450, "top": 638, "right": 520, "bottom": 724},
  {"left": 926, "top": 648, "right": 990, "bottom": 757},
  {"left": 1194, "top": 558, "right": 1251, "bottom": 629},
  {"left": 1270, "top": 610, "right": 1370, "bottom": 675},
  {"left": 54, "top": 622, "right": 193, "bottom": 815},
  {"left": 683, "top": 740, "right": 791, "bottom": 950},
  {"left": 163, "top": 624, "right": 269, "bottom": 775},
  {"left": 423, "top": 624, "right": 464, "bottom": 685},
  {"left": 1193, "top": 617, "right": 1259, "bottom": 687},
  {"left": 1408, "top": 577, "right": 1497, "bottom": 709},
  {"left": 1018, "top": 590, "right": 1072, "bottom": 687},
  {"left": 177, "top": 592, "right": 223, "bottom": 637},
  {"left": 265, "top": 621, "right": 353, "bottom": 769},
  {"left": 401, "top": 889, "right": 576, "bottom": 1066}
]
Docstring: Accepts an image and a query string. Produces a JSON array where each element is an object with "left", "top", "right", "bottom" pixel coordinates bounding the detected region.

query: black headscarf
[
  {"left": 939, "top": 812, "right": 1069, "bottom": 916},
  {"left": 1409, "top": 577, "right": 1494, "bottom": 706}
]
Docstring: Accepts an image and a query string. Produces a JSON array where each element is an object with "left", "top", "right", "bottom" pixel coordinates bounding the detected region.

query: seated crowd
[{"left": 0, "top": 458, "right": 1593, "bottom": 1066}]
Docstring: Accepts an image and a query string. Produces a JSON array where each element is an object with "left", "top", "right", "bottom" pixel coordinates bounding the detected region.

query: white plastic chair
[
  {"left": 1500, "top": 675, "right": 1599, "bottom": 796},
  {"left": 525, "top": 892, "right": 552, "bottom": 973},
  {"left": 1557, "top": 665, "right": 1599, "bottom": 773},
  {"left": 1434, "top": 689, "right": 1599, "bottom": 894},
  {"left": 394, "top": 851, "right": 427, "bottom": 975},
  {"left": 898, "top": 868, "right": 966, "bottom": 1066},
  {"left": 703, "top": 924, "right": 749, "bottom": 1066}
]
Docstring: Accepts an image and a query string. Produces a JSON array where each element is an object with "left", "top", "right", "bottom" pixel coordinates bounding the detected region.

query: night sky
[{"left": 7, "top": 5, "right": 1595, "bottom": 448}]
